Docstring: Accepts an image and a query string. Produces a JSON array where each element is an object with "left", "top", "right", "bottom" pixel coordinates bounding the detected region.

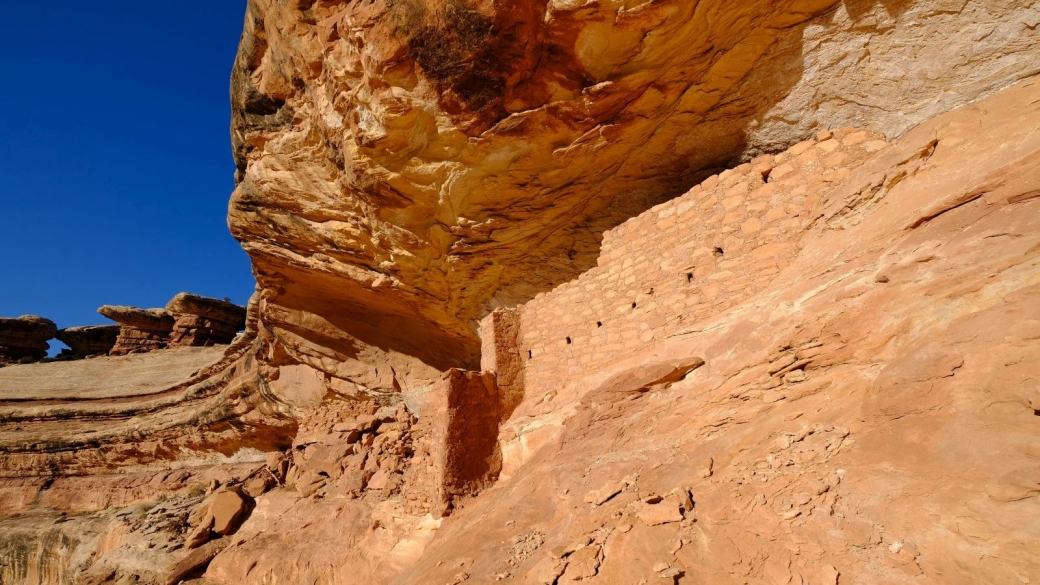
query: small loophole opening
[
  {"left": 631, "top": 302, "right": 637, "bottom": 309},
  {"left": 713, "top": 247, "right": 724, "bottom": 257},
  {"left": 686, "top": 273, "right": 693, "bottom": 282},
  {"left": 528, "top": 350, "right": 533, "bottom": 359},
  {"left": 597, "top": 321, "right": 603, "bottom": 328},
  {"left": 566, "top": 337, "right": 572, "bottom": 345}
]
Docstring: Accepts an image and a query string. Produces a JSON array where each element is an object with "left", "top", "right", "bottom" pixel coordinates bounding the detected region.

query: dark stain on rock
[
  {"left": 397, "top": 0, "right": 590, "bottom": 135},
  {"left": 407, "top": 1, "right": 502, "bottom": 111},
  {"left": 230, "top": 2, "right": 295, "bottom": 179}
]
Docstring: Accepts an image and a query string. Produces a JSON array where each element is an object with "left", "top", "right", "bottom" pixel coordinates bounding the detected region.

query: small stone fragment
[
  {"left": 210, "top": 489, "right": 249, "bottom": 535},
  {"left": 564, "top": 534, "right": 593, "bottom": 554},
  {"left": 637, "top": 500, "right": 684, "bottom": 526},
  {"left": 560, "top": 545, "right": 600, "bottom": 581},
  {"left": 584, "top": 481, "right": 624, "bottom": 506},
  {"left": 165, "top": 539, "right": 228, "bottom": 585},
  {"left": 243, "top": 475, "right": 272, "bottom": 499},
  {"left": 185, "top": 513, "right": 213, "bottom": 549},
  {"left": 699, "top": 457, "right": 714, "bottom": 478},
  {"left": 528, "top": 556, "right": 568, "bottom": 584},
  {"left": 783, "top": 369, "right": 806, "bottom": 384}
]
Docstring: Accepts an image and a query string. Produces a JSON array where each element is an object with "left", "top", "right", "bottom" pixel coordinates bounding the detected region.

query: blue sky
[{"left": 0, "top": 2, "right": 255, "bottom": 350}]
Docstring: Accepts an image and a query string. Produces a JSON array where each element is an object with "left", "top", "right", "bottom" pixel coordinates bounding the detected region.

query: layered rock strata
[
  {"left": 206, "top": 77, "right": 1040, "bottom": 585},
  {"left": 2, "top": 77, "right": 1040, "bottom": 585},
  {"left": 166, "top": 293, "right": 247, "bottom": 347},
  {"left": 0, "top": 329, "right": 295, "bottom": 584},
  {"left": 0, "top": 316, "right": 57, "bottom": 364},
  {"left": 393, "top": 76, "right": 1040, "bottom": 585},
  {"left": 97, "top": 306, "right": 175, "bottom": 356},
  {"left": 228, "top": 0, "right": 1040, "bottom": 378},
  {"left": 55, "top": 325, "right": 119, "bottom": 358}
]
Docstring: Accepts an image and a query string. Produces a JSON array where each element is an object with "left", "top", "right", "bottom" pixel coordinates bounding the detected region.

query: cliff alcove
[{"left": 2, "top": 0, "right": 1040, "bottom": 583}]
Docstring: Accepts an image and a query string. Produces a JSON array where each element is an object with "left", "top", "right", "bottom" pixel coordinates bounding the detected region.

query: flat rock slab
[{"left": 0, "top": 346, "right": 225, "bottom": 400}]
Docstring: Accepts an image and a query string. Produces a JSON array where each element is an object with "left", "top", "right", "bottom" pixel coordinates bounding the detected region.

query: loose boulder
[
  {"left": 55, "top": 325, "right": 120, "bottom": 358},
  {"left": 0, "top": 315, "right": 57, "bottom": 364},
  {"left": 98, "top": 306, "right": 175, "bottom": 356},
  {"left": 166, "top": 293, "right": 246, "bottom": 348}
]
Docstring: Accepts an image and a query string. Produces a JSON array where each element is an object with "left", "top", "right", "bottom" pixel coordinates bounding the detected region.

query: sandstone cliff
[
  {"left": 228, "top": 0, "right": 1040, "bottom": 382},
  {"left": 2, "top": 2, "right": 1039, "bottom": 584},
  {"left": 205, "top": 74, "right": 1040, "bottom": 585},
  {"left": 3, "top": 74, "right": 1037, "bottom": 585}
]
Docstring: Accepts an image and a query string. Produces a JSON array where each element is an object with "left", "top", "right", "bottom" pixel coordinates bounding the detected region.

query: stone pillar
[
  {"left": 404, "top": 369, "right": 502, "bottom": 516},
  {"left": 479, "top": 308, "right": 525, "bottom": 419}
]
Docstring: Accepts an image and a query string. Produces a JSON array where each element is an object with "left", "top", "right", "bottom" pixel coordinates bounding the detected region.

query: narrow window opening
[
  {"left": 528, "top": 350, "right": 533, "bottom": 359},
  {"left": 566, "top": 337, "right": 572, "bottom": 344},
  {"left": 686, "top": 273, "right": 694, "bottom": 282}
]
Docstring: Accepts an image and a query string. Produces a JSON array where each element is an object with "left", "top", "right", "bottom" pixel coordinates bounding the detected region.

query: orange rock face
[
  {"left": 228, "top": 0, "right": 1040, "bottom": 382},
  {"left": 393, "top": 76, "right": 1040, "bottom": 585},
  {"left": 4, "top": 4, "right": 1040, "bottom": 584},
  {"left": 212, "top": 77, "right": 1040, "bottom": 585}
]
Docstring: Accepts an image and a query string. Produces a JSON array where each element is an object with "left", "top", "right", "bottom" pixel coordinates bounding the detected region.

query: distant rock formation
[
  {"left": 0, "top": 315, "right": 56, "bottom": 364},
  {"left": 55, "top": 325, "right": 120, "bottom": 358},
  {"left": 98, "top": 306, "right": 175, "bottom": 356},
  {"left": 97, "top": 294, "right": 246, "bottom": 356},
  {"left": 166, "top": 293, "right": 247, "bottom": 347}
]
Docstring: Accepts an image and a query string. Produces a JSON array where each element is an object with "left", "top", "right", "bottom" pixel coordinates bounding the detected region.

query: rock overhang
[{"left": 227, "top": 0, "right": 1040, "bottom": 375}]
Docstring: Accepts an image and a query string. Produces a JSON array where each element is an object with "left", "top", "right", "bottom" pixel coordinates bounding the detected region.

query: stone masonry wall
[
  {"left": 482, "top": 128, "right": 888, "bottom": 399},
  {"left": 404, "top": 370, "right": 503, "bottom": 516}
]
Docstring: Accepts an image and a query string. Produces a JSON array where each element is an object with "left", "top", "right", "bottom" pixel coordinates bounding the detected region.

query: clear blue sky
[{"left": 0, "top": 2, "right": 255, "bottom": 350}]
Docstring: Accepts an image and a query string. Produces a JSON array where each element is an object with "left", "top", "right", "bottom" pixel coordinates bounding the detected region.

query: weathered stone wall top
[{"left": 499, "top": 128, "right": 887, "bottom": 397}]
